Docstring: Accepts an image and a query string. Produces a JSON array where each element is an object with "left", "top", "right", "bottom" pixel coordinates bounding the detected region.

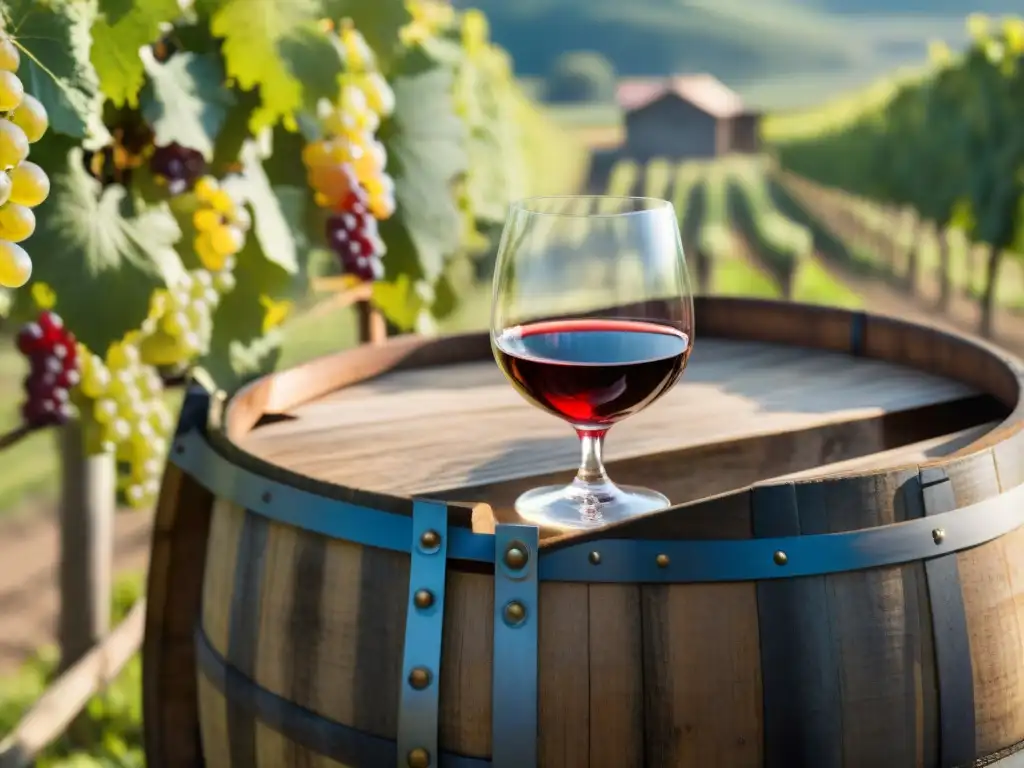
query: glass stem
[{"left": 573, "top": 428, "right": 613, "bottom": 494}]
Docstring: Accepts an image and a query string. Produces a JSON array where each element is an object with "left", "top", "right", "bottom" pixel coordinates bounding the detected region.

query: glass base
[{"left": 514, "top": 479, "right": 670, "bottom": 531}]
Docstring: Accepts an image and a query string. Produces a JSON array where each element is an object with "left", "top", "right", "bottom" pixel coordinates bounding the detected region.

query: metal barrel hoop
[
  {"left": 172, "top": 427, "right": 1024, "bottom": 584},
  {"left": 397, "top": 500, "right": 451, "bottom": 768},
  {"left": 492, "top": 524, "right": 540, "bottom": 768}
]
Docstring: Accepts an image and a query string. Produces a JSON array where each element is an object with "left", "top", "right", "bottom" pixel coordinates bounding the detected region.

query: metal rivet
[
  {"left": 656, "top": 554, "right": 670, "bottom": 568},
  {"left": 933, "top": 528, "right": 946, "bottom": 545},
  {"left": 773, "top": 550, "right": 788, "bottom": 566},
  {"left": 420, "top": 530, "right": 441, "bottom": 550},
  {"left": 503, "top": 600, "right": 526, "bottom": 626},
  {"left": 504, "top": 543, "right": 528, "bottom": 570},
  {"left": 261, "top": 490, "right": 272, "bottom": 503},
  {"left": 407, "top": 747, "right": 430, "bottom": 768},
  {"left": 408, "top": 667, "right": 432, "bottom": 690},
  {"left": 413, "top": 589, "right": 434, "bottom": 609},
  {"left": 588, "top": 551, "right": 601, "bottom": 565}
]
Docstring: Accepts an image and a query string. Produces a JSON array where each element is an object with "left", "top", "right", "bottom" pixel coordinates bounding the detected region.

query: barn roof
[{"left": 617, "top": 74, "right": 749, "bottom": 119}]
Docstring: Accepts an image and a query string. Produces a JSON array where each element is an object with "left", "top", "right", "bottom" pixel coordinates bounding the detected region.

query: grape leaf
[
  {"left": 97, "top": 0, "right": 135, "bottom": 25},
  {"left": 270, "top": 185, "right": 316, "bottom": 292},
  {"left": 326, "top": 0, "right": 412, "bottom": 71},
  {"left": 90, "top": 0, "right": 180, "bottom": 108},
  {"left": 221, "top": 141, "right": 300, "bottom": 274},
  {"left": 200, "top": 232, "right": 295, "bottom": 391},
  {"left": 16, "top": 137, "right": 184, "bottom": 353},
  {"left": 139, "top": 48, "right": 236, "bottom": 159},
  {"left": 8, "top": 0, "right": 108, "bottom": 143},
  {"left": 372, "top": 274, "right": 423, "bottom": 330},
  {"left": 203, "top": 0, "right": 345, "bottom": 131},
  {"left": 377, "top": 54, "right": 467, "bottom": 287},
  {"left": 262, "top": 124, "right": 309, "bottom": 188},
  {"left": 194, "top": 146, "right": 305, "bottom": 389},
  {"left": 276, "top": 26, "right": 348, "bottom": 110},
  {"left": 210, "top": 86, "right": 260, "bottom": 173}
]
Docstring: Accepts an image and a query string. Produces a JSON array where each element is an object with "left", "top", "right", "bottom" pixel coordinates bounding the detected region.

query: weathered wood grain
[{"left": 239, "top": 339, "right": 979, "bottom": 499}]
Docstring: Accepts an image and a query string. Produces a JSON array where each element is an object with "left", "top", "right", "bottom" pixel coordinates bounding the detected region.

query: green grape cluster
[
  {"left": 0, "top": 32, "right": 50, "bottom": 289},
  {"left": 75, "top": 340, "right": 174, "bottom": 509},
  {"left": 139, "top": 267, "right": 234, "bottom": 368}
]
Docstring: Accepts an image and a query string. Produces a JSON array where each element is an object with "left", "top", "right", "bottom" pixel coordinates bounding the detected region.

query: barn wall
[
  {"left": 624, "top": 97, "right": 718, "bottom": 161},
  {"left": 728, "top": 114, "right": 761, "bottom": 154}
]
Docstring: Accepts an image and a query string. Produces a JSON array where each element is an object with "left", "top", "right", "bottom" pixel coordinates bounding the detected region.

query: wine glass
[{"left": 491, "top": 195, "right": 695, "bottom": 530}]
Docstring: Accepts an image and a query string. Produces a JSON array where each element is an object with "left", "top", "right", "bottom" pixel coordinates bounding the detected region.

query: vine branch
[{"left": 0, "top": 422, "right": 37, "bottom": 452}]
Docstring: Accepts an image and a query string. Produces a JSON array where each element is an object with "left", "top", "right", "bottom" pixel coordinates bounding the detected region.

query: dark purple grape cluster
[
  {"left": 17, "top": 311, "right": 79, "bottom": 428},
  {"left": 325, "top": 187, "right": 386, "bottom": 282},
  {"left": 150, "top": 142, "right": 206, "bottom": 195}
]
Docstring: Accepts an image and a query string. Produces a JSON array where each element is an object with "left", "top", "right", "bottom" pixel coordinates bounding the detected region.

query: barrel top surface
[{"left": 236, "top": 336, "right": 983, "bottom": 500}]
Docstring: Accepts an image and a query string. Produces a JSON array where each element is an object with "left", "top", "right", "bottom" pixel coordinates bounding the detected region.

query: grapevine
[
  {"left": 768, "top": 13, "right": 1024, "bottom": 337},
  {"left": 0, "top": 0, "right": 538, "bottom": 514},
  {"left": 76, "top": 189, "right": 244, "bottom": 502},
  {"left": 0, "top": 25, "right": 50, "bottom": 289},
  {"left": 61, "top": 258, "right": 239, "bottom": 507},
  {"left": 448, "top": 5, "right": 527, "bottom": 252},
  {"left": 304, "top": 21, "right": 396, "bottom": 283}
]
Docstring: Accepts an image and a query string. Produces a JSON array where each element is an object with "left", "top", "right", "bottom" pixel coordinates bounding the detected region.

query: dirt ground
[
  {"left": 0, "top": 260, "right": 1021, "bottom": 676},
  {"left": 0, "top": 506, "right": 153, "bottom": 672}
]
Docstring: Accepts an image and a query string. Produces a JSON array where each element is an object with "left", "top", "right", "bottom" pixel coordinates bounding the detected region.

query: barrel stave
[
  {"left": 750, "top": 472, "right": 941, "bottom": 767},
  {"left": 196, "top": 675, "right": 230, "bottom": 768},
  {"left": 588, "top": 583, "right": 644, "bottom": 768},
  {"left": 199, "top": 501, "right": 265, "bottom": 768},
  {"left": 440, "top": 572, "right": 495, "bottom": 756},
  {"left": 993, "top": 430, "right": 1024, "bottom": 489},
  {"left": 864, "top": 315, "right": 1018, "bottom": 408},
  {"left": 537, "top": 583, "right": 590, "bottom": 765},
  {"left": 695, "top": 298, "right": 853, "bottom": 355},
  {"left": 946, "top": 449, "right": 1024, "bottom": 756},
  {"left": 144, "top": 458, "right": 214, "bottom": 768},
  {"left": 257, "top": 523, "right": 407, "bottom": 740},
  {"left": 643, "top": 582, "right": 763, "bottom": 767},
  {"left": 806, "top": 473, "right": 936, "bottom": 768},
  {"left": 200, "top": 499, "right": 243, "bottom": 660}
]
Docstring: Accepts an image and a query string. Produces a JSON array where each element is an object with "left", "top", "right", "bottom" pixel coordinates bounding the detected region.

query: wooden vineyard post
[
  {"left": 56, "top": 420, "right": 115, "bottom": 672},
  {"left": 356, "top": 298, "right": 388, "bottom": 345}
]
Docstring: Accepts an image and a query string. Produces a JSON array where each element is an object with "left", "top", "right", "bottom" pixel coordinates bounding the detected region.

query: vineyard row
[
  {"left": 601, "top": 156, "right": 1022, "bottom": 337},
  {"left": 768, "top": 13, "right": 1024, "bottom": 337},
  {"left": 600, "top": 157, "right": 857, "bottom": 308}
]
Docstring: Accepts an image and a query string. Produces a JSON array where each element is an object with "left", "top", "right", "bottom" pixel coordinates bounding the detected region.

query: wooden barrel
[{"left": 142, "top": 297, "right": 1024, "bottom": 768}]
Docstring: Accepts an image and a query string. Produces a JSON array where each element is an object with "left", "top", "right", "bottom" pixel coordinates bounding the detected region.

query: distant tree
[{"left": 546, "top": 51, "right": 617, "bottom": 103}]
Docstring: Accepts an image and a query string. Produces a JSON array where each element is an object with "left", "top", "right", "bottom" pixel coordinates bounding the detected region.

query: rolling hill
[{"left": 454, "top": 0, "right": 1018, "bottom": 110}]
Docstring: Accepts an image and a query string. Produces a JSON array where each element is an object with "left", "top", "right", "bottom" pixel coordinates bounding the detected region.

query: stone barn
[{"left": 616, "top": 75, "right": 762, "bottom": 162}]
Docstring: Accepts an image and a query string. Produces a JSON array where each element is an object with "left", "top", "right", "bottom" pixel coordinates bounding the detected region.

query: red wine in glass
[
  {"left": 491, "top": 194, "right": 694, "bottom": 530},
  {"left": 494, "top": 319, "right": 690, "bottom": 429}
]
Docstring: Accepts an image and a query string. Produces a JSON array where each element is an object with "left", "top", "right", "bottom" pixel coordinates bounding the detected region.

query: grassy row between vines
[
  {"left": 603, "top": 155, "right": 863, "bottom": 308},
  {"left": 778, "top": 173, "right": 1024, "bottom": 312}
]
